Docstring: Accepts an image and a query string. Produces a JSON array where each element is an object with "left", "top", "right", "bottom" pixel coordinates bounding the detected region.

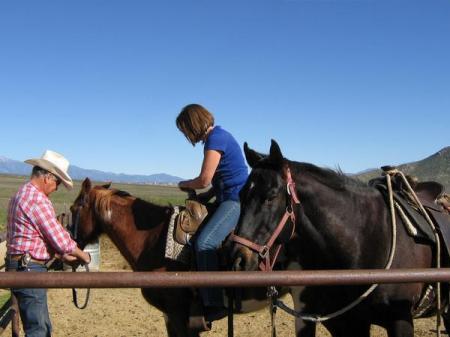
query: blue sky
[{"left": 1, "top": 0, "right": 449, "bottom": 180}]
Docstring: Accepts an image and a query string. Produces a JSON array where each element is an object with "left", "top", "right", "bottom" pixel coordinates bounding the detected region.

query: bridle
[{"left": 231, "top": 166, "right": 300, "bottom": 272}]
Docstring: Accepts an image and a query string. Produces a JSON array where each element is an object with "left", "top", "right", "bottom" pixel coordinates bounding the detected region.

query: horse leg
[
  {"left": 443, "top": 308, "right": 450, "bottom": 335},
  {"left": 295, "top": 318, "right": 315, "bottom": 337},
  {"left": 163, "top": 313, "right": 201, "bottom": 337},
  {"left": 385, "top": 307, "right": 414, "bottom": 337},
  {"left": 141, "top": 288, "right": 196, "bottom": 337},
  {"left": 290, "top": 286, "right": 316, "bottom": 337}
]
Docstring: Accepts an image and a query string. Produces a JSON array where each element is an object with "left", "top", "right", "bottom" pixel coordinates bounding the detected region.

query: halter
[{"left": 231, "top": 166, "right": 300, "bottom": 272}]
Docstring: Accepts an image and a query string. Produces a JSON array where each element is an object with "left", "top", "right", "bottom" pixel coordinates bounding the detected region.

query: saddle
[
  {"left": 370, "top": 171, "right": 450, "bottom": 256},
  {"left": 174, "top": 199, "right": 209, "bottom": 245}
]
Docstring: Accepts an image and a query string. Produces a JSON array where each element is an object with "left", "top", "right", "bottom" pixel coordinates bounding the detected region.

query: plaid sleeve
[{"left": 30, "top": 199, "right": 77, "bottom": 255}]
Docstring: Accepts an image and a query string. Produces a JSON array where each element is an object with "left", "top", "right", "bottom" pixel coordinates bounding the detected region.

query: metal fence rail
[{"left": 3, "top": 268, "right": 450, "bottom": 288}]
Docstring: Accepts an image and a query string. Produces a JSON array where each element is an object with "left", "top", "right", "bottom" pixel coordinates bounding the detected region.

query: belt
[{"left": 7, "top": 254, "right": 48, "bottom": 266}]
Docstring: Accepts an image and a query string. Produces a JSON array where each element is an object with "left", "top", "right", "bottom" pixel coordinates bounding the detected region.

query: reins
[{"left": 70, "top": 208, "right": 91, "bottom": 310}]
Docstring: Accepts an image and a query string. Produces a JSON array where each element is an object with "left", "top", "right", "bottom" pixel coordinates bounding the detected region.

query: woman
[{"left": 176, "top": 104, "right": 248, "bottom": 322}]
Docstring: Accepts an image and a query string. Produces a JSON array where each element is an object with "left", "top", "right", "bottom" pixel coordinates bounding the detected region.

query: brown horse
[{"left": 70, "top": 178, "right": 297, "bottom": 337}]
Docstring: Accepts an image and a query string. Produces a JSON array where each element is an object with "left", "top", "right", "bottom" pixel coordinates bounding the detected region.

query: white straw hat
[{"left": 25, "top": 150, "right": 73, "bottom": 189}]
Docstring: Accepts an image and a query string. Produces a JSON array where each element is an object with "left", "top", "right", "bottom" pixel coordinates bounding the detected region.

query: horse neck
[
  {"left": 99, "top": 196, "right": 171, "bottom": 270},
  {"left": 293, "top": 168, "right": 388, "bottom": 267}
]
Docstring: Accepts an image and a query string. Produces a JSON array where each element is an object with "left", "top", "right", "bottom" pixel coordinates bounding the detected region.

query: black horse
[{"left": 230, "top": 140, "right": 448, "bottom": 337}]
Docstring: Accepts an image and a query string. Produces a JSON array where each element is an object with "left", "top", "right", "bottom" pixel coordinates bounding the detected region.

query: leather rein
[
  {"left": 231, "top": 166, "right": 300, "bottom": 272},
  {"left": 70, "top": 206, "right": 91, "bottom": 309}
]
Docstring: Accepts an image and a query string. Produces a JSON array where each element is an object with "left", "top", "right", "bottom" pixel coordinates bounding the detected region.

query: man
[{"left": 6, "top": 150, "right": 91, "bottom": 337}]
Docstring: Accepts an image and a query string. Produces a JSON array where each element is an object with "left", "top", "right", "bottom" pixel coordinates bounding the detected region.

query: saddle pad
[{"left": 165, "top": 206, "right": 191, "bottom": 264}]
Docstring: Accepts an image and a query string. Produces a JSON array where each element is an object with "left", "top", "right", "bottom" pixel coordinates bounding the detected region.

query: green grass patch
[
  {"left": 0, "top": 290, "right": 10, "bottom": 307},
  {"left": 0, "top": 174, "right": 188, "bottom": 231}
]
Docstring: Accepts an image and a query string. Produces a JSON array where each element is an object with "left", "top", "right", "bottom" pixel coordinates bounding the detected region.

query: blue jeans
[
  {"left": 6, "top": 260, "right": 52, "bottom": 337},
  {"left": 195, "top": 200, "right": 241, "bottom": 307}
]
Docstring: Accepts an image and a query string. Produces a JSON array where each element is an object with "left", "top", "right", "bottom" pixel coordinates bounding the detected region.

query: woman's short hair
[{"left": 176, "top": 104, "right": 215, "bottom": 145}]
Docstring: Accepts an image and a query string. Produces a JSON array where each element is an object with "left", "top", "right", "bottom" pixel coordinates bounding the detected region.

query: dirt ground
[{"left": 2, "top": 236, "right": 445, "bottom": 337}]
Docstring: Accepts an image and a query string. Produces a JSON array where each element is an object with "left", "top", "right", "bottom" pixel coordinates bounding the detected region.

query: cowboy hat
[{"left": 25, "top": 150, "right": 73, "bottom": 189}]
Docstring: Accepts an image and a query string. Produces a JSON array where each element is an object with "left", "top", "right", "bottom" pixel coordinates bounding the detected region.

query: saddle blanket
[{"left": 165, "top": 206, "right": 191, "bottom": 264}]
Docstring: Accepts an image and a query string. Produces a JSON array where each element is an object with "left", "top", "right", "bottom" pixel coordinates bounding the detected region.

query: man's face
[{"left": 43, "top": 173, "right": 61, "bottom": 195}]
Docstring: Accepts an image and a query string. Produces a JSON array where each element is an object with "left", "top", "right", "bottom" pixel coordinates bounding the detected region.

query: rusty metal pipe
[{"left": 2, "top": 269, "right": 450, "bottom": 288}]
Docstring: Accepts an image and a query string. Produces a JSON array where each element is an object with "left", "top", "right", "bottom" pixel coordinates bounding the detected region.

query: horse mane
[
  {"left": 291, "top": 161, "right": 367, "bottom": 192},
  {"left": 91, "top": 187, "right": 172, "bottom": 228},
  {"left": 92, "top": 188, "right": 132, "bottom": 220}
]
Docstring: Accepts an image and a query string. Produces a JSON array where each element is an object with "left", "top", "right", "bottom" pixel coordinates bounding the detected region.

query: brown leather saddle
[{"left": 174, "top": 199, "right": 210, "bottom": 245}]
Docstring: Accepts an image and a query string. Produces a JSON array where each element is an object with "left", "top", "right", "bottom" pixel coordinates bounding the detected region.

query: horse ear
[
  {"left": 244, "top": 142, "right": 265, "bottom": 168},
  {"left": 269, "top": 139, "right": 284, "bottom": 166},
  {"left": 81, "top": 178, "right": 92, "bottom": 193},
  {"left": 102, "top": 182, "right": 112, "bottom": 189}
]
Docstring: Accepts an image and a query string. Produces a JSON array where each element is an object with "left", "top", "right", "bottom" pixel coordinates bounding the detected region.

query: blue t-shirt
[{"left": 204, "top": 126, "right": 248, "bottom": 202}]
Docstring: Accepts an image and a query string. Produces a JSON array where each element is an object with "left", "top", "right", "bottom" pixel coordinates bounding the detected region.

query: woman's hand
[
  {"left": 178, "top": 181, "right": 191, "bottom": 191},
  {"left": 178, "top": 181, "right": 197, "bottom": 199}
]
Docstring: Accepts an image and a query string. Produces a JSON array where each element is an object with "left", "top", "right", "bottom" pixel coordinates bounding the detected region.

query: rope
[{"left": 392, "top": 170, "right": 442, "bottom": 337}]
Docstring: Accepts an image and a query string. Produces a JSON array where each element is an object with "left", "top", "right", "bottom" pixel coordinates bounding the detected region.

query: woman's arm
[{"left": 178, "top": 150, "right": 221, "bottom": 190}]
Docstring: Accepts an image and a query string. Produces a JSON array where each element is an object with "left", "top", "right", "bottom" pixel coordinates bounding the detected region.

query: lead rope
[
  {"left": 271, "top": 173, "right": 398, "bottom": 323},
  {"left": 389, "top": 169, "right": 442, "bottom": 337}
]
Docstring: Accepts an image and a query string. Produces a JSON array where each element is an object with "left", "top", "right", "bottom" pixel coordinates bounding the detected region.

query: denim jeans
[
  {"left": 195, "top": 199, "right": 241, "bottom": 307},
  {"left": 6, "top": 260, "right": 52, "bottom": 337}
]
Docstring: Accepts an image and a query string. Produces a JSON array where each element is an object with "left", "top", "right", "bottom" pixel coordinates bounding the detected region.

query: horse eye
[{"left": 264, "top": 194, "right": 277, "bottom": 205}]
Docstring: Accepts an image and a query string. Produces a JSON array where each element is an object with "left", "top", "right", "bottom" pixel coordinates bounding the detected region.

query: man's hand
[
  {"left": 61, "top": 254, "right": 80, "bottom": 267},
  {"left": 61, "top": 250, "right": 91, "bottom": 266},
  {"left": 81, "top": 251, "right": 91, "bottom": 265}
]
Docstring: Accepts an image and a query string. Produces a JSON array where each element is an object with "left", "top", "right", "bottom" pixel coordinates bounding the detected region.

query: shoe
[{"left": 205, "top": 306, "right": 228, "bottom": 323}]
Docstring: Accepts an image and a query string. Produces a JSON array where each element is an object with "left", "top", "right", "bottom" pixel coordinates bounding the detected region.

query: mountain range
[
  {"left": 0, "top": 156, "right": 184, "bottom": 185},
  {"left": 355, "top": 146, "right": 450, "bottom": 191},
  {"left": 1, "top": 146, "right": 449, "bottom": 189}
]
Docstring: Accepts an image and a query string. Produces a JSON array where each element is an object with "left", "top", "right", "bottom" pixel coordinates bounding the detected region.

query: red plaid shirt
[{"left": 6, "top": 182, "right": 76, "bottom": 260}]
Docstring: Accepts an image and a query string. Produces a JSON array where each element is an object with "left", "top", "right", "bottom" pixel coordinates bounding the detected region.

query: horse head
[
  {"left": 231, "top": 140, "right": 298, "bottom": 271},
  {"left": 70, "top": 178, "right": 111, "bottom": 249}
]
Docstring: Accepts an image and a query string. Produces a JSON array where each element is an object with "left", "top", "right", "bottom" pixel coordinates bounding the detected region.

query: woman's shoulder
[{"left": 210, "top": 126, "right": 235, "bottom": 139}]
